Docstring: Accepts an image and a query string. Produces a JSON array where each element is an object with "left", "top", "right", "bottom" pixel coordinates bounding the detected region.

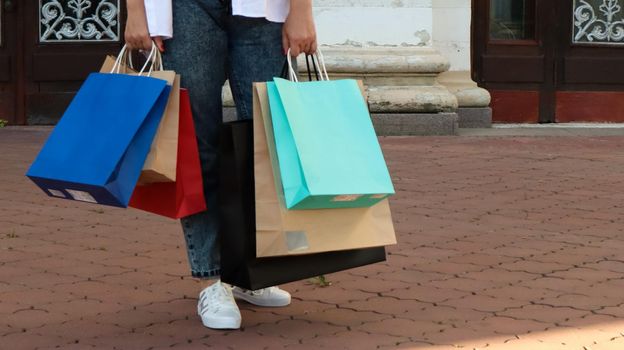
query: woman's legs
[
  {"left": 226, "top": 16, "right": 285, "bottom": 120},
  {"left": 164, "top": 0, "right": 285, "bottom": 284},
  {"left": 162, "top": 0, "right": 229, "bottom": 279},
  {"left": 160, "top": 0, "right": 290, "bottom": 330}
]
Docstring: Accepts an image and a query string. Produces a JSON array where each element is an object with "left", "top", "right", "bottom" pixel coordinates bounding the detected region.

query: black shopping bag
[{"left": 218, "top": 120, "right": 386, "bottom": 290}]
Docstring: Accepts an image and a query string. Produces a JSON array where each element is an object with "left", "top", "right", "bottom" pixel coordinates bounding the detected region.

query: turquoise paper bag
[{"left": 266, "top": 77, "right": 395, "bottom": 210}]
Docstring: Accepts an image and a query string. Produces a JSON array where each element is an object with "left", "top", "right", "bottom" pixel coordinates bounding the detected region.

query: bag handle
[
  {"left": 285, "top": 49, "right": 299, "bottom": 82},
  {"left": 284, "top": 48, "right": 329, "bottom": 82},
  {"left": 110, "top": 42, "right": 163, "bottom": 76},
  {"left": 310, "top": 49, "right": 329, "bottom": 81},
  {"left": 305, "top": 54, "right": 320, "bottom": 81}
]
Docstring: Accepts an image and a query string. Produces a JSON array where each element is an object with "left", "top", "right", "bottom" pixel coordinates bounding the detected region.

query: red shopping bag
[{"left": 129, "top": 89, "right": 206, "bottom": 218}]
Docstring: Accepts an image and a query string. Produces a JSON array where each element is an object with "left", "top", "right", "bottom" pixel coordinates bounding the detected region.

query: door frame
[
  {"left": 0, "top": 0, "right": 26, "bottom": 125},
  {"left": 3, "top": 0, "right": 125, "bottom": 125},
  {"left": 472, "top": 0, "right": 559, "bottom": 123},
  {"left": 473, "top": 0, "right": 624, "bottom": 123},
  {"left": 24, "top": 1, "right": 126, "bottom": 125}
]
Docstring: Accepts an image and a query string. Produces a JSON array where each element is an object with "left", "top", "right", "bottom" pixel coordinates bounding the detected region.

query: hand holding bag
[
  {"left": 254, "top": 81, "right": 396, "bottom": 258},
  {"left": 266, "top": 51, "right": 395, "bottom": 210},
  {"left": 219, "top": 55, "right": 391, "bottom": 290},
  {"left": 101, "top": 46, "right": 180, "bottom": 184},
  {"left": 27, "top": 44, "right": 170, "bottom": 207},
  {"left": 218, "top": 119, "right": 387, "bottom": 290}
]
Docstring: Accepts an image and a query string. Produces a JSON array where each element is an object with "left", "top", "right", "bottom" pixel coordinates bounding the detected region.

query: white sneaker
[
  {"left": 231, "top": 286, "right": 291, "bottom": 307},
  {"left": 197, "top": 281, "right": 241, "bottom": 329}
]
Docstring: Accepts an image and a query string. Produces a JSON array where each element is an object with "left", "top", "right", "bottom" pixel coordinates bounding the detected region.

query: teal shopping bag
[{"left": 267, "top": 77, "right": 394, "bottom": 210}]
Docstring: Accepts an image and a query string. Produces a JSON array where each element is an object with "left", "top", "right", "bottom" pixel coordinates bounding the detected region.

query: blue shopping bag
[
  {"left": 26, "top": 72, "right": 170, "bottom": 207},
  {"left": 267, "top": 77, "right": 395, "bottom": 210}
]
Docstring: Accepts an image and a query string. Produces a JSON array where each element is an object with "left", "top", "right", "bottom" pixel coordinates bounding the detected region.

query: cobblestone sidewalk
[{"left": 1, "top": 128, "right": 623, "bottom": 349}]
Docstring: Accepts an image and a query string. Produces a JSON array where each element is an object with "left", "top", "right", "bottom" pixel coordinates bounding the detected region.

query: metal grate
[
  {"left": 39, "top": 0, "right": 120, "bottom": 43},
  {"left": 573, "top": 0, "right": 624, "bottom": 45}
]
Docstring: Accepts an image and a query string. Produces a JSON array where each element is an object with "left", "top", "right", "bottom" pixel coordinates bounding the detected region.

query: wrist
[
  {"left": 289, "top": 0, "right": 313, "bottom": 14},
  {"left": 126, "top": 0, "right": 146, "bottom": 15}
]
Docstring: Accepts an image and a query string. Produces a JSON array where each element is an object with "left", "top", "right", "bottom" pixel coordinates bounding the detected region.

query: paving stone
[
  {"left": 34, "top": 319, "right": 125, "bottom": 342},
  {"left": 428, "top": 277, "right": 507, "bottom": 293},
  {"left": 255, "top": 319, "right": 346, "bottom": 340},
  {"left": 549, "top": 267, "right": 622, "bottom": 282},
  {"left": 403, "top": 304, "right": 490, "bottom": 327},
  {"left": 539, "top": 293, "right": 622, "bottom": 311},
  {"left": 331, "top": 275, "right": 411, "bottom": 294},
  {"left": 0, "top": 332, "right": 66, "bottom": 350},
  {"left": 359, "top": 317, "right": 443, "bottom": 338},
  {"left": 471, "top": 316, "right": 550, "bottom": 336},
  {"left": 462, "top": 268, "right": 541, "bottom": 284},
  {"left": 498, "top": 260, "right": 570, "bottom": 275},
  {"left": 442, "top": 253, "right": 518, "bottom": 267},
  {"left": 345, "top": 296, "right": 430, "bottom": 317},
  {"left": 136, "top": 317, "right": 211, "bottom": 341},
  {"left": 440, "top": 294, "right": 526, "bottom": 313},
  {"left": 497, "top": 304, "right": 589, "bottom": 324},
  {"left": 200, "top": 332, "right": 299, "bottom": 349},
  {"left": 519, "top": 276, "right": 594, "bottom": 292},
  {"left": 304, "top": 330, "right": 409, "bottom": 349},
  {"left": 588, "top": 336, "right": 624, "bottom": 350},
  {"left": 422, "top": 326, "right": 498, "bottom": 347},
  {"left": 595, "top": 305, "right": 624, "bottom": 318},
  {"left": 383, "top": 285, "right": 469, "bottom": 304},
  {"left": 4, "top": 129, "right": 624, "bottom": 348},
  {"left": 480, "top": 285, "right": 561, "bottom": 302}
]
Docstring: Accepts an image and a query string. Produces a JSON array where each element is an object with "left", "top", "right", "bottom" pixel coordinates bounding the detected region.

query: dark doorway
[
  {"left": 473, "top": 0, "right": 624, "bottom": 123},
  {"left": 0, "top": 0, "right": 22, "bottom": 124},
  {"left": 1, "top": 0, "right": 125, "bottom": 125}
]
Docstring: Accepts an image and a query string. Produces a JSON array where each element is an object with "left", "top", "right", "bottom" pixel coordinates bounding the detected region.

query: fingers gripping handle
[
  {"left": 285, "top": 48, "right": 330, "bottom": 82},
  {"left": 110, "top": 42, "right": 164, "bottom": 77}
]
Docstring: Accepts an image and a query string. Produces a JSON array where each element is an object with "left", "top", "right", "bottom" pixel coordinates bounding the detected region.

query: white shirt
[{"left": 144, "top": 0, "right": 290, "bottom": 39}]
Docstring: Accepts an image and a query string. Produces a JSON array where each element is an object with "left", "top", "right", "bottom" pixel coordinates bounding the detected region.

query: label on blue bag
[
  {"left": 332, "top": 195, "right": 362, "bottom": 202},
  {"left": 48, "top": 189, "right": 66, "bottom": 198},
  {"left": 286, "top": 231, "right": 309, "bottom": 252},
  {"left": 67, "top": 190, "right": 97, "bottom": 204}
]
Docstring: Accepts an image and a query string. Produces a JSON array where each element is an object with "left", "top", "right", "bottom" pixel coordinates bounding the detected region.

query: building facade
[{"left": 1, "top": 0, "right": 623, "bottom": 127}]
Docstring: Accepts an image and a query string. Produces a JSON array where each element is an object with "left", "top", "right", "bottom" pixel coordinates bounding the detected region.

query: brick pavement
[{"left": 1, "top": 127, "right": 624, "bottom": 349}]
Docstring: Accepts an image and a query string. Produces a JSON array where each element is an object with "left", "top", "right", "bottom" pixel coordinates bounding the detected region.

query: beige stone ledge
[
  {"left": 368, "top": 85, "right": 458, "bottom": 113},
  {"left": 437, "top": 71, "right": 491, "bottom": 108},
  {"left": 223, "top": 46, "right": 461, "bottom": 113},
  {"left": 307, "top": 46, "right": 451, "bottom": 74}
]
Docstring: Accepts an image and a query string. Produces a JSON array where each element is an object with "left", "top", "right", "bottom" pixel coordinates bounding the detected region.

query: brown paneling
[
  {"left": 0, "top": 92, "right": 15, "bottom": 122},
  {"left": 490, "top": 90, "right": 540, "bottom": 123},
  {"left": 26, "top": 92, "right": 74, "bottom": 125},
  {"left": 556, "top": 91, "right": 624, "bottom": 122},
  {"left": 482, "top": 55, "right": 545, "bottom": 83},
  {"left": 0, "top": 55, "right": 10, "bottom": 82},
  {"left": 32, "top": 53, "right": 110, "bottom": 82},
  {"left": 562, "top": 57, "right": 624, "bottom": 85},
  {"left": 1, "top": 0, "right": 21, "bottom": 124}
]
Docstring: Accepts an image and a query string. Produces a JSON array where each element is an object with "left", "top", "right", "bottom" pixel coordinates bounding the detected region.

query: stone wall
[{"left": 225, "top": 0, "right": 492, "bottom": 133}]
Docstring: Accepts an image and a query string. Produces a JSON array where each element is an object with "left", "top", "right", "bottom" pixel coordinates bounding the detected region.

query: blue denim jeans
[{"left": 162, "top": 0, "right": 285, "bottom": 279}]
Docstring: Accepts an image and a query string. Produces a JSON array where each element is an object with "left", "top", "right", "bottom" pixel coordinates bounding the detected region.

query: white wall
[
  {"left": 432, "top": 0, "right": 472, "bottom": 71},
  {"left": 313, "top": 0, "right": 433, "bottom": 47},
  {"left": 313, "top": 0, "right": 472, "bottom": 71}
]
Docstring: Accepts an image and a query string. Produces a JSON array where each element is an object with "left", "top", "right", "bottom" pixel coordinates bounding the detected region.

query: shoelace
[
  {"left": 245, "top": 286, "right": 276, "bottom": 296},
  {"left": 199, "top": 283, "right": 233, "bottom": 314}
]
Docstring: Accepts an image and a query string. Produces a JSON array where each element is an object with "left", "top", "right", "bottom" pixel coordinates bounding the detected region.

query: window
[{"left": 490, "top": 0, "right": 536, "bottom": 40}]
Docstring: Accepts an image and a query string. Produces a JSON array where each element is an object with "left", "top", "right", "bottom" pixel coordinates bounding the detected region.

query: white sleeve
[{"left": 144, "top": 0, "right": 173, "bottom": 39}]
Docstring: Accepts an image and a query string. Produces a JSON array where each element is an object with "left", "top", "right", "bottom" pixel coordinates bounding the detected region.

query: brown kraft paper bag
[
  {"left": 101, "top": 55, "right": 180, "bottom": 184},
  {"left": 252, "top": 82, "right": 397, "bottom": 258}
]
